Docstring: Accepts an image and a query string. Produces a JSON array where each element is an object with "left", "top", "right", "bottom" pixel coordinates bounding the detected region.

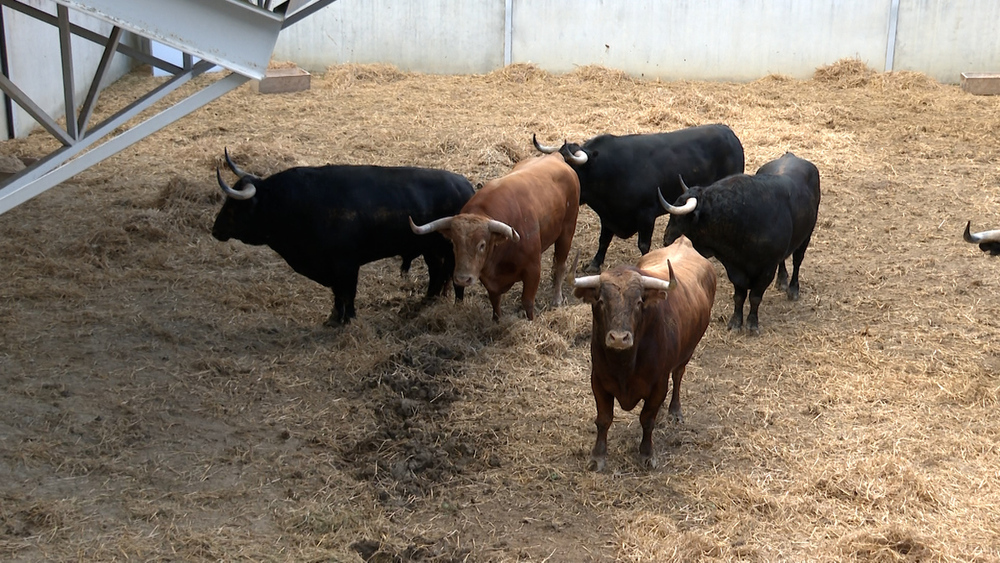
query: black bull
[
  {"left": 211, "top": 151, "right": 475, "bottom": 325},
  {"left": 660, "top": 152, "right": 821, "bottom": 334},
  {"left": 533, "top": 123, "right": 745, "bottom": 273}
]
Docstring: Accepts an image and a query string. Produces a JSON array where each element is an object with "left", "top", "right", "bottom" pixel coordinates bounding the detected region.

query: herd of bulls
[{"left": 209, "top": 123, "right": 994, "bottom": 470}]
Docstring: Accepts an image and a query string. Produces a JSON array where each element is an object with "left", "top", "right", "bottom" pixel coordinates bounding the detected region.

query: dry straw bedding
[{"left": 1, "top": 58, "right": 1000, "bottom": 561}]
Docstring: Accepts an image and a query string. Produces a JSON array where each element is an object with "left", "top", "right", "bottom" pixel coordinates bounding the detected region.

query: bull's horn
[
  {"left": 658, "top": 187, "right": 697, "bottom": 215},
  {"left": 573, "top": 275, "right": 602, "bottom": 289},
  {"left": 224, "top": 147, "right": 249, "bottom": 178},
  {"left": 217, "top": 167, "right": 256, "bottom": 200},
  {"left": 964, "top": 221, "right": 1000, "bottom": 244},
  {"left": 410, "top": 215, "right": 454, "bottom": 235},
  {"left": 488, "top": 219, "right": 520, "bottom": 243},
  {"left": 678, "top": 175, "right": 690, "bottom": 194},
  {"left": 532, "top": 134, "right": 560, "bottom": 154},
  {"left": 566, "top": 150, "right": 588, "bottom": 165},
  {"left": 640, "top": 261, "right": 677, "bottom": 292}
]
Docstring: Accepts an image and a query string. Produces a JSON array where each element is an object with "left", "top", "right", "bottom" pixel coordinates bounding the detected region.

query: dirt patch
[{"left": 1, "top": 58, "right": 1000, "bottom": 561}]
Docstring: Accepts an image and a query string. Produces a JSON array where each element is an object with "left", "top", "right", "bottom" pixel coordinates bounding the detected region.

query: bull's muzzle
[
  {"left": 453, "top": 273, "right": 477, "bottom": 287},
  {"left": 605, "top": 329, "right": 634, "bottom": 350}
]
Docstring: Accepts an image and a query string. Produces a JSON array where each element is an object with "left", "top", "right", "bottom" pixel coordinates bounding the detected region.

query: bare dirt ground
[{"left": 1, "top": 59, "right": 1000, "bottom": 562}]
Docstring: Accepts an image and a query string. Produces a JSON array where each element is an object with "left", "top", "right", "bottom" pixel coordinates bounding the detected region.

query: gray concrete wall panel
[
  {"left": 272, "top": 0, "right": 506, "bottom": 75},
  {"left": 893, "top": 0, "right": 1000, "bottom": 83}
]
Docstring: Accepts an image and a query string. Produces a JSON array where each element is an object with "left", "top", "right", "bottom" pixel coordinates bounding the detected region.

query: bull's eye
[{"left": 477, "top": 241, "right": 486, "bottom": 253}]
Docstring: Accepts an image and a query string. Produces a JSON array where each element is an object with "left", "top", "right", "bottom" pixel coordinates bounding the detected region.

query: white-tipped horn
[
  {"left": 488, "top": 219, "right": 520, "bottom": 243},
  {"left": 964, "top": 221, "right": 1000, "bottom": 244},
  {"left": 217, "top": 167, "right": 256, "bottom": 200},
  {"left": 532, "top": 134, "right": 560, "bottom": 154},
  {"left": 640, "top": 276, "right": 673, "bottom": 292},
  {"left": 658, "top": 187, "right": 697, "bottom": 215},
  {"left": 641, "top": 261, "right": 677, "bottom": 292},
  {"left": 566, "top": 150, "right": 588, "bottom": 165},
  {"left": 410, "top": 215, "right": 454, "bottom": 235},
  {"left": 224, "top": 147, "right": 249, "bottom": 178},
  {"left": 573, "top": 275, "right": 602, "bottom": 289}
]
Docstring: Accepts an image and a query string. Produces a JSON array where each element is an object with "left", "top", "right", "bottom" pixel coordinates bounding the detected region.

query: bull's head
[
  {"left": 410, "top": 214, "right": 520, "bottom": 287},
  {"left": 532, "top": 134, "right": 590, "bottom": 166},
  {"left": 212, "top": 149, "right": 265, "bottom": 244},
  {"left": 574, "top": 262, "right": 676, "bottom": 351},
  {"left": 659, "top": 178, "right": 699, "bottom": 247},
  {"left": 964, "top": 221, "right": 1000, "bottom": 256}
]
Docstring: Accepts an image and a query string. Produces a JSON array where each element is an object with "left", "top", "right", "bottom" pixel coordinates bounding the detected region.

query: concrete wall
[
  {"left": 273, "top": 0, "right": 999, "bottom": 84},
  {"left": 893, "top": 0, "right": 1000, "bottom": 79},
  {"left": 512, "top": 0, "right": 889, "bottom": 82},
  {"left": 2, "top": 0, "right": 137, "bottom": 139},
  {"left": 273, "top": 0, "right": 506, "bottom": 75}
]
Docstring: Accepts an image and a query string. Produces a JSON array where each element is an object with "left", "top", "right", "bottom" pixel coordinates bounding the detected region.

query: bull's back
[
  {"left": 464, "top": 156, "right": 579, "bottom": 244},
  {"left": 268, "top": 165, "right": 473, "bottom": 268},
  {"left": 581, "top": 125, "right": 744, "bottom": 211},
  {"left": 639, "top": 238, "right": 717, "bottom": 310}
]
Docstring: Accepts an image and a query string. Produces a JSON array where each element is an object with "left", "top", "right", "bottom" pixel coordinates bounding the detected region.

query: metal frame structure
[{"left": 0, "top": 0, "right": 337, "bottom": 216}]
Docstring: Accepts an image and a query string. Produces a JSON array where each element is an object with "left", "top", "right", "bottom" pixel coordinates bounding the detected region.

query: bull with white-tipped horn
[
  {"left": 411, "top": 152, "right": 580, "bottom": 321},
  {"left": 964, "top": 221, "right": 1000, "bottom": 255}
]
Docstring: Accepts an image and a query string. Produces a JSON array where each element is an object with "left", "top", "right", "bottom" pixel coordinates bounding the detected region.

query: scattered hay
[
  {"left": 813, "top": 57, "right": 879, "bottom": 87},
  {"left": 484, "top": 62, "right": 550, "bottom": 84},
  {"left": 2, "top": 59, "right": 1000, "bottom": 562},
  {"left": 325, "top": 62, "right": 408, "bottom": 86}
]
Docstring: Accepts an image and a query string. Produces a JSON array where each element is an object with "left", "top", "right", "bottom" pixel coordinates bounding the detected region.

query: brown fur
[
  {"left": 443, "top": 153, "right": 580, "bottom": 320},
  {"left": 574, "top": 236, "right": 716, "bottom": 471}
]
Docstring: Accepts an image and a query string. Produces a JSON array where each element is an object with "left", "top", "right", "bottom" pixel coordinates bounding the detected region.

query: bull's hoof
[
  {"left": 786, "top": 288, "right": 800, "bottom": 301},
  {"left": 639, "top": 453, "right": 658, "bottom": 469},
  {"left": 666, "top": 411, "right": 684, "bottom": 424},
  {"left": 582, "top": 261, "right": 602, "bottom": 275},
  {"left": 727, "top": 316, "right": 743, "bottom": 331},
  {"left": 324, "top": 311, "right": 350, "bottom": 327},
  {"left": 587, "top": 456, "right": 607, "bottom": 472}
]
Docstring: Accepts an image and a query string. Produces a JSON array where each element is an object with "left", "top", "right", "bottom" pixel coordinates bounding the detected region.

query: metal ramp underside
[{"left": 0, "top": 0, "right": 337, "bottom": 216}]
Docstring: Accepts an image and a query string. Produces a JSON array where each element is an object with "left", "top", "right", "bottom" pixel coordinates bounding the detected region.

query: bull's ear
[
  {"left": 589, "top": 149, "right": 599, "bottom": 160},
  {"left": 574, "top": 286, "right": 598, "bottom": 303},
  {"left": 642, "top": 288, "right": 668, "bottom": 306}
]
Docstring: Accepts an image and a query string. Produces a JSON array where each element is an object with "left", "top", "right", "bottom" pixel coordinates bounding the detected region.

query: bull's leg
[
  {"left": 666, "top": 363, "right": 687, "bottom": 423},
  {"left": 551, "top": 255, "right": 567, "bottom": 307},
  {"left": 441, "top": 250, "right": 464, "bottom": 302},
  {"left": 638, "top": 380, "right": 670, "bottom": 469},
  {"left": 786, "top": 236, "right": 811, "bottom": 301},
  {"left": 423, "top": 252, "right": 447, "bottom": 299},
  {"left": 728, "top": 286, "right": 747, "bottom": 331},
  {"left": 584, "top": 223, "right": 615, "bottom": 274},
  {"left": 488, "top": 290, "right": 504, "bottom": 322},
  {"left": 775, "top": 261, "right": 789, "bottom": 292},
  {"left": 521, "top": 265, "right": 541, "bottom": 320},
  {"left": 746, "top": 289, "right": 765, "bottom": 335},
  {"left": 589, "top": 383, "right": 615, "bottom": 472},
  {"left": 327, "top": 266, "right": 360, "bottom": 326},
  {"left": 746, "top": 268, "right": 777, "bottom": 334},
  {"left": 637, "top": 222, "right": 655, "bottom": 255}
]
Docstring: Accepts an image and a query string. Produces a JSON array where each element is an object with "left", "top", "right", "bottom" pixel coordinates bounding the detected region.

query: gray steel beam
[
  {"left": 280, "top": 0, "right": 338, "bottom": 29},
  {"left": 55, "top": 0, "right": 283, "bottom": 79},
  {"left": 0, "top": 66, "right": 249, "bottom": 215},
  {"left": 77, "top": 25, "right": 123, "bottom": 134},
  {"left": 0, "top": 0, "right": 339, "bottom": 217},
  {"left": 0, "top": 0, "right": 184, "bottom": 75},
  {"left": 0, "top": 72, "right": 74, "bottom": 145},
  {"left": 57, "top": 4, "right": 77, "bottom": 141}
]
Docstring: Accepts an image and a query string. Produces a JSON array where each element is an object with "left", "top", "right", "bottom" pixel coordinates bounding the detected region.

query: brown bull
[
  {"left": 574, "top": 235, "right": 716, "bottom": 471},
  {"left": 411, "top": 153, "right": 580, "bottom": 320}
]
